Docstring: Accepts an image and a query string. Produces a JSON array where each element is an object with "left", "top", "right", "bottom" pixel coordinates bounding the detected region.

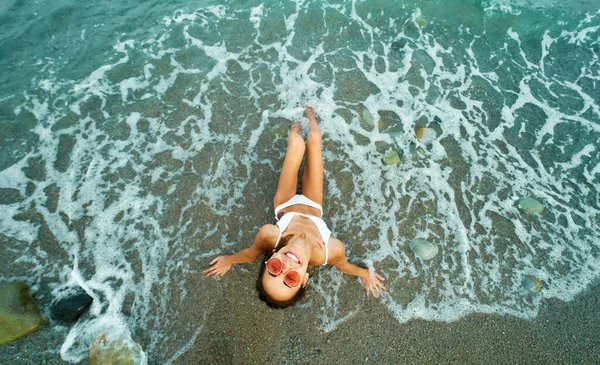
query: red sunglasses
[{"left": 265, "top": 257, "right": 302, "bottom": 288}]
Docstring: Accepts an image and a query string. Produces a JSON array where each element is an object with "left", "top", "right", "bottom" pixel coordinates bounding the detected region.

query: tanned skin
[{"left": 205, "top": 106, "right": 386, "bottom": 300}]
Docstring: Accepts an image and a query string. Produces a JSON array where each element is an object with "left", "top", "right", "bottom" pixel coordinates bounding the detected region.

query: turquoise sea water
[{"left": 1, "top": 0, "right": 599, "bottom": 363}]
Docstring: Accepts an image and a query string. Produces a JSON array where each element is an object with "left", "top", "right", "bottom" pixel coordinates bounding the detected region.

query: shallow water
[{"left": 1, "top": 0, "right": 599, "bottom": 363}]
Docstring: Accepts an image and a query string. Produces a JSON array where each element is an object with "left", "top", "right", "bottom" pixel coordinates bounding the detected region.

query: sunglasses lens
[
  {"left": 266, "top": 258, "right": 282, "bottom": 275},
  {"left": 284, "top": 271, "right": 301, "bottom": 287}
]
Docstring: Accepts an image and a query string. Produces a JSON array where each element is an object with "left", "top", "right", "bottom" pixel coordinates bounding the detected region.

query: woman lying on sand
[{"left": 205, "top": 106, "right": 386, "bottom": 309}]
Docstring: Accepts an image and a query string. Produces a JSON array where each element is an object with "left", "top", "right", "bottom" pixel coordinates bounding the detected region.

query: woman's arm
[
  {"left": 328, "top": 238, "right": 386, "bottom": 297},
  {"left": 204, "top": 224, "right": 278, "bottom": 277}
]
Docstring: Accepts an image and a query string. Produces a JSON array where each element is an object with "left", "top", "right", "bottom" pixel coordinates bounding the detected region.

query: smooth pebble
[
  {"left": 410, "top": 238, "right": 439, "bottom": 260},
  {"left": 521, "top": 275, "right": 543, "bottom": 292},
  {"left": 382, "top": 150, "right": 401, "bottom": 166},
  {"left": 410, "top": 142, "right": 427, "bottom": 161},
  {"left": 360, "top": 108, "right": 375, "bottom": 131},
  {"left": 90, "top": 331, "right": 144, "bottom": 365},
  {"left": 414, "top": 127, "right": 437, "bottom": 145},
  {"left": 517, "top": 196, "right": 544, "bottom": 214}
]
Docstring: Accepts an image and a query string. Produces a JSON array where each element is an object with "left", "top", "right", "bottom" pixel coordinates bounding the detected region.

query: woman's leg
[
  {"left": 273, "top": 123, "right": 305, "bottom": 209},
  {"left": 301, "top": 106, "right": 324, "bottom": 206}
]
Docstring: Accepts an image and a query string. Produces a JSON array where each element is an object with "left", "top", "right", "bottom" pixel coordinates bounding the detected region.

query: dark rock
[{"left": 51, "top": 291, "right": 93, "bottom": 323}]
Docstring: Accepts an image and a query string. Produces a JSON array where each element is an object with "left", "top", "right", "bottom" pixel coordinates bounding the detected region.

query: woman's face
[{"left": 261, "top": 236, "right": 310, "bottom": 302}]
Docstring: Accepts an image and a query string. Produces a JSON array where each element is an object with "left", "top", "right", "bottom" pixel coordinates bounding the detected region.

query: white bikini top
[{"left": 274, "top": 212, "right": 331, "bottom": 265}]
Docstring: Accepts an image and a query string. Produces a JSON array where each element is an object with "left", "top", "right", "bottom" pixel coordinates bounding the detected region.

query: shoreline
[
  {"left": 0, "top": 1, "right": 598, "bottom": 363},
  {"left": 174, "top": 274, "right": 600, "bottom": 364},
  {"left": 1, "top": 274, "right": 598, "bottom": 364}
]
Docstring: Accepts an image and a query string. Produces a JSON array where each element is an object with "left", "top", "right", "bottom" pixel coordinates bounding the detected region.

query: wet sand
[
  {"left": 1, "top": 157, "right": 598, "bottom": 364},
  {"left": 1, "top": 136, "right": 598, "bottom": 364},
  {"left": 1, "top": 270, "right": 599, "bottom": 364},
  {"left": 173, "top": 273, "right": 600, "bottom": 365}
]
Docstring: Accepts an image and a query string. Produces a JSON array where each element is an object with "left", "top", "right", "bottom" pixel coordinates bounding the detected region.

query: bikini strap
[{"left": 274, "top": 229, "right": 282, "bottom": 248}]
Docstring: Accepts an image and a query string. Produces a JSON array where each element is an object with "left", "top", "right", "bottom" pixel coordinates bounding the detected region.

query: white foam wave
[{"left": 1, "top": 1, "right": 599, "bottom": 362}]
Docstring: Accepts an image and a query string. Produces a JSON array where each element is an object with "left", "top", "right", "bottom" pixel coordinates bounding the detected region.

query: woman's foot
[
  {"left": 304, "top": 105, "right": 320, "bottom": 135},
  {"left": 288, "top": 122, "right": 305, "bottom": 148},
  {"left": 290, "top": 122, "right": 302, "bottom": 135},
  {"left": 305, "top": 105, "right": 316, "bottom": 123}
]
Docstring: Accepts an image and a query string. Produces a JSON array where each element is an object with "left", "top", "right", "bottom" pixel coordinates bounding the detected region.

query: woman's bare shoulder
[
  {"left": 258, "top": 224, "right": 279, "bottom": 237},
  {"left": 255, "top": 224, "right": 280, "bottom": 250},
  {"left": 327, "top": 237, "right": 347, "bottom": 262}
]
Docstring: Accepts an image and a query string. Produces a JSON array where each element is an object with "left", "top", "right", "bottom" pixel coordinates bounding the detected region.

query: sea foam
[{"left": 0, "top": 1, "right": 599, "bottom": 363}]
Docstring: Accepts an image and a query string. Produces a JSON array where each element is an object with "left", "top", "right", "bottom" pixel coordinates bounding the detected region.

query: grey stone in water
[
  {"left": 409, "top": 238, "right": 439, "bottom": 260},
  {"left": 449, "top": 95, "right": 467, "bottom": 110},
  {"left": 51, "top": 291, "right": 93, "bottom": 323},
  {"left": 0, "top": 282, "right": 47, "bottom": 345},
  {"left": 359, "top": 107, "right": 375, "bottom": 131},
  {"left": 409, "top": 143, "right": 427, "bottom": 161},
  {"left": 414, "top": 126, "right": 437, "bottom": 146},
  {"left": 521, "top": 275, "right": 542, "bottom": 292},
  {"left": 517, "top": 196, "right": 544, "bottom": 214},
  {"left": 382, "top": 150, "right": 401, "bottom": 166},
  {"left": 377, "top": 110, "right": 403, "bottom": 134},
  {"left": 415, "top": 16, "right": 428, "bottom": 27},
  {"left": 334, "top": 108, "right": 354, "bottom": 123}
]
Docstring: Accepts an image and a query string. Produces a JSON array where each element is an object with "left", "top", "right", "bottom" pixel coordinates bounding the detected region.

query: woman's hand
[
  {"left": 360, "top": 271, "right": 386, "bottom": 298},
  {"left": 204, "top": 256, "right": 233, "bottom": 277}
]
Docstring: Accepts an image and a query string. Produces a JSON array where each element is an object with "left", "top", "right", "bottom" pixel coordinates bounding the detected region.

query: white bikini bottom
[{"left": 274, "top": 194, "right": 323, "bottom": 219}]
